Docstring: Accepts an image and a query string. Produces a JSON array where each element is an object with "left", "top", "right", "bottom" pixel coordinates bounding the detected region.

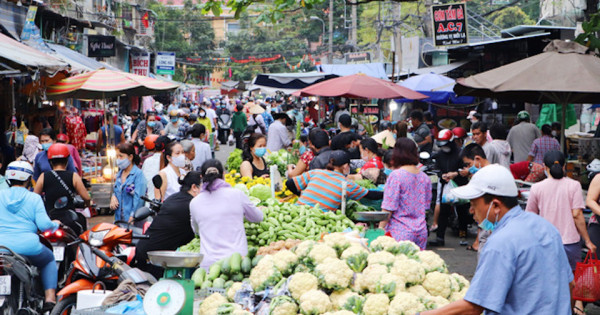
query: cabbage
[
  {"left": 234, "top": 184, "right": 249, "bottom": 195},
  {"left": 249, "top": 196, "right": 261, "bottom": 205},
  {"left": 249, "top": 184, "right": 271, "bottom": 201}
]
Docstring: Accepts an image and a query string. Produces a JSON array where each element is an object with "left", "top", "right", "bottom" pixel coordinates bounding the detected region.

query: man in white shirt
[
  {"left": 202, "top": 101, "right": 219, "bottom": 151},
  {"left": 142, "top": 135, "right": 169, "bottom": 200},
  {"left": 266, "top": 113, "right": 292, "bottom": 152},
  {"left": 190, "top": 124, "right": 211, "bottom": 171}
]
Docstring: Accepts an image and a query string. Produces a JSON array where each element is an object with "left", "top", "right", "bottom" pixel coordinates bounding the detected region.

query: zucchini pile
[{"left": 191, "top": 247, "right": 261, "bottom": 290}]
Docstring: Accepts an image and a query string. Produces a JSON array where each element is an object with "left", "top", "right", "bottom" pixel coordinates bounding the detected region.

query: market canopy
[
  {"left": 294, "top": 73, "right": 427, "bottom": 100},
  {"left": 397, "top": 72, "right": 475, "bottom": 104},
  {"left": 251, "top": 71, "right": 338, "bottom": 95},
  {"left": 0, "top": 32, "right": 67, "bottom": 74},
  {"left": 46, "top": 68, "right": 180, "bottom": 99},
  {"left": 454, "top": 40, "right": 600, "bottom": 147}
]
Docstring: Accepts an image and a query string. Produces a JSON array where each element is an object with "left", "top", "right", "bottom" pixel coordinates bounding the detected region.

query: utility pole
[
  {"left": 351, "top": 4, "right": 357, "bottom": 47},
  {"left": 328, "top": 0, "right": 334, "bottom": 63},
  {"left": 392, "top": 2, "right": 402, "bottom": 80}
]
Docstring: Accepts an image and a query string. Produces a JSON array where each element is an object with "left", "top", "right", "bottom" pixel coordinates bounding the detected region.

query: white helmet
[{"left": 6, "top": 161, "right": 34, "bottom": 182}]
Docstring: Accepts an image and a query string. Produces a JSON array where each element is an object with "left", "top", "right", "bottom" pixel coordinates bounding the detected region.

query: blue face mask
[
  {"left": 254, "top": 147, "right": 267, "bottom": 157},
  {"left": 351, "top": 129, "right": 356, "bottom": 133},
  {"left": 384, "top": 168, "right": 392, "bottom": 176},
  {"left": 42, "top": 143, "right": 51, "bottom": 151},
  {"left": 171, "top": 118, "right": 178, "bottom": 123},
  {"left": 479, "top": 202, "right": 499, "bottom": 231},
  {"left": 147, "top": 121, "right": 156, "bottom": 128},
  {"left": 116, "top": 158, "right": 131, "bottom": 170},
  {"left": 468, "top": 162, "right": 480, "bottom": 174},
  {"left": 299, "top": 146, "right": 306, "bottom": 155}
]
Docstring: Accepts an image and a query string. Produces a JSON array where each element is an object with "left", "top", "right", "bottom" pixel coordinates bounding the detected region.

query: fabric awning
[
  {"left": 252, "top": 71, "right": 338, "bottom": 95},
  {"left": 317, "top": 63, "right": 388, "bottom": 79},
  {"left": 0, "top": 32, "right": 67, "bottom": 73},
  {"left": 48, "top": 43, "right": 111, "bottom": 73}
]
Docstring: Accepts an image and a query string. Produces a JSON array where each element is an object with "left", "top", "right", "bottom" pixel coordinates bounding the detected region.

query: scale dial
[{"left": 143, "top": 279, "right": 187, "bottom": 315}]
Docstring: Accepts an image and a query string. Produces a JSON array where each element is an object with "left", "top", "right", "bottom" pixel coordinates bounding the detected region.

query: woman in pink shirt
[{"left": 526, "top": 150, "right": 596, "bottom": 273}]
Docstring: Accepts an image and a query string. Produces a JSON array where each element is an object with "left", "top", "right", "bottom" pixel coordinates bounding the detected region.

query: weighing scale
[
  {"left": 144, "top": 251, "right": 203, "bottom": 315},
  {"left": 353, "top": 211, "right": 389, "bottom": 243}
]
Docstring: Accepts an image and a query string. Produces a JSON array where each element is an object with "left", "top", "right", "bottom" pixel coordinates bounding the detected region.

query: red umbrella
[{"left": 294, "top": 73, "right": 427, "bottom": 100}]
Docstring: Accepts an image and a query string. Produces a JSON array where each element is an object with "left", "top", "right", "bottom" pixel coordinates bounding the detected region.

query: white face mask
[
  {"left": 551, "top": 131, "right": 558, "bottom": 137},
  {"left": 171, "top": 154, "right": 186, "bottom": 168}
]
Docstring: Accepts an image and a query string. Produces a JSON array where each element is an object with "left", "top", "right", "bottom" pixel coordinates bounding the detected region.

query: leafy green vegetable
[
  {"left": 234, "top": 183, "right": 249, "bottom": 195},
  {"left": 265, "top": 149, "right": 297, "bottom": 175},
  {"left": 355, "top": 179, "right": 376, "bottom": 189},
  {"left": 249, "top": 184, "right": 271, "bottom": 201},
  {"left": 179, "top": 237, "right": 200, "bottom": 252},
  {"left": 226, "top": 149, "right": 243, "bottom": 172}
]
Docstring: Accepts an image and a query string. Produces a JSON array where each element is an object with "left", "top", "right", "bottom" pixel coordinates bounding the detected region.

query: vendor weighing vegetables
[
  {"left": 190, "top": 159, "right": 264, "bottom": 270},
  {"left": 286, "top": 151, "right": 383, "bottom": 212}
]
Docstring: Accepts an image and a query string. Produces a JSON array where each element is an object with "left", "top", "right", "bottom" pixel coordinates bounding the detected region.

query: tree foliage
[
  {"left": 487, "top": 6, "right": 535, "bottom": 29},
  {"left": 575, "top": 13, "right": 600, "bottom": 53},
  {"left": 149, "top": 0, "right": 216, "bottom": 83}
]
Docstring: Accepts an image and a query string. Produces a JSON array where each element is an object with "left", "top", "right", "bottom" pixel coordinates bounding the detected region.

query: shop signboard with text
[
  {"left": 131, "top": 52, "right": 150, "bottom": 76},
  {"left": 432, "top": 3, "right": 468, "bottom": 47},
  {"left": 87, "top": 35, "right": 116, "bottom": 57}
]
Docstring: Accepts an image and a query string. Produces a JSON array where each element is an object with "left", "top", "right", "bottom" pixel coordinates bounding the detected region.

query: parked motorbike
[{"left": 51, "top": 208, "right": 154, "bottom": 315}]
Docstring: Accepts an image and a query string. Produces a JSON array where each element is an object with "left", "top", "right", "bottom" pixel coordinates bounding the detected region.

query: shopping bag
[
  {"left": 441, "top": 180, "right": 469, "bottom": 205},
  {"left": 573, "top": 251, "right": 600, "bottom": 301}
]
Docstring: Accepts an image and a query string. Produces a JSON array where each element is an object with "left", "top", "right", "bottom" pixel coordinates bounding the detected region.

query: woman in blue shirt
[{"left": 110, "top": 143, "right": 146, "bottom": 223}]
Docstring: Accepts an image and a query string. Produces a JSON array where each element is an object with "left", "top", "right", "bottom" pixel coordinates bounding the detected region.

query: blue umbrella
[{"left": 396, "top": 72, "right": 475, "bottom": 104}]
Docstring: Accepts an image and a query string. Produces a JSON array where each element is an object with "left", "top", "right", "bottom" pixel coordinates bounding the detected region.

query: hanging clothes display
[{"left": 64, "top": 108, "right": 87, "bottom": 150}]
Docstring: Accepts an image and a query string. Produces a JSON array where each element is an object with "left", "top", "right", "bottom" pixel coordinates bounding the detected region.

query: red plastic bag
[{"left": 573, "top": 251, "right": 600, "bottom": 302}]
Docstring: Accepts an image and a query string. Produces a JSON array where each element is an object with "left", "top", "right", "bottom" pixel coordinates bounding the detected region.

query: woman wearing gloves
[
  {"left": 190, "top": 160, "right": 263, "bottom": 270},
  {"left": 0, "top": 161, "right": 60, "bottom": 312},
  {"left": 110, "top": 143, "right": 146, "bottom": 223},
  {"left": 240, "top": 133, "right": 269, "bottom": 178},
  {"left": 155, "top": 142, "right": 188, "bottom": 200}
]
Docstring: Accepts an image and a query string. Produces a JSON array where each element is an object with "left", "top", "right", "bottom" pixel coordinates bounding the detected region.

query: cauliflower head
[
  {"left": 226, "top": 282, "right": 243, "bottom": 302},
  {"left": 390, "top": 256, "right": 426, "bottom": 285},
  {"left": 272, "top": 250, "right": 299, "bottom": 275},
  {"left": 422, "top": 271, "right": 453, "bottom": 298},
  {"left": 422, "top": 295, "right": 450, "bottom": 310},
  {"left": 415, "top": 251, "right": 447, "bottom": 273},
  {"left": 315, "top": 258, "right": 354, "bottom": 290},
  {"left": 362, "top": 293, "right": 390, "bottom": 315},
  {"left": 388, "top": 292, "right": 425, "bottom": 315},
  {"left": 329, "top": 289, "right": 360, "bottom": 310},
  {"left": 367, "top": 251, "right": 396, "bottom": 267},
  {"left": 369, "top": 236, "right": 397, "bottom": 252},
  {"left": 449, "top": 288, "right": 468, "bottom": 302},
  {"left": 288, "top": 272, "right": 319, "bottom": 301},
  {"left": 340, "top": 243, "right": 369, "bottom": 259},
  {"left": 198, "top": 292, "right": 228, "bottom": 315},
  {"left": 307, "top": 243, "right": 337, "bottom": 265},
  {"left": 294, "top": 240, "right": 316, "bottom": 258},
  {"left": 323, "top": 233, "right": 351, "bottom": 254},
  {"left": 375, "top": 273, "right": 406, "bottom": 299},
  {"left": 341, "top": 244, "right": 369, "bottom": 273},
  {"left": 451, "top": 273, "right": 470, "bottom": 291},
  {"left": 270, "top": 295, "right": 298, "bottom": 315},
  {"left": 392, "top": 241, "right": 420, "bottom": 256},
  {"left": 299, "top": 290, "right": 332, "bottom": 315},
  {"left": 323, "top": 311, "right": 356, "bottom": 315},
  {"left": 406, "top": 285, "right": 431, "bottom": 299},
  {"left": 357, "top": 264, "right": 389, "bottom": 293},
  {"left": 249, "top": 255, "right": 283, "bottom": 291}
]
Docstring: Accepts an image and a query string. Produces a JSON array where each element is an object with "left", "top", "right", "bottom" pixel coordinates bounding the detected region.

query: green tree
[
  {"left": 487, "top": 6, "right": 535, "bottom": 29},
  {"left": 149, "top": 0, "right": 216, "bottom": 83}
]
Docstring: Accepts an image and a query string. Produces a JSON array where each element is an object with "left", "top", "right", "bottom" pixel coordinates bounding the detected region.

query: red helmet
[
  {"left": 47, "top": 143, "right": 70, "bottom": 160},
  {"left": 144, "top": 134, "right": 159, "bottom": 150},
  {"left": 56, "top": 133, "right": 69, "bottom": 143},
  {"left": 436, "top": 129, "right": 454, "bottom": 147},
  {"left": 452, "top": 127, "right": 467, "bottom": 139}
]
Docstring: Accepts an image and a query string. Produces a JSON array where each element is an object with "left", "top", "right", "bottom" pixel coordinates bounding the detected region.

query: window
[{"left": 227, "top": 22, "right": 241, "bottom": 34}]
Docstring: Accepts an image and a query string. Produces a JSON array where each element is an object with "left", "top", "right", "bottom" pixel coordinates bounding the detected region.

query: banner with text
[
  {"left": 156, "top": 51, "right": 175, "bottom": 75},
  {"left": 432, "top": 3, "right": 468, "bottom": 47},
  {"left": 131, "top": 52, "right": 150, "bottom": 76},
  {"left": 87, "top": 35, "right": 115, "bottom": 58}
]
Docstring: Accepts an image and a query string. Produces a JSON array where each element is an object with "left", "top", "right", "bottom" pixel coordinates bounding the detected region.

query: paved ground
[{"left": 88, "top": 143, "right": 600, "bottom": 314}]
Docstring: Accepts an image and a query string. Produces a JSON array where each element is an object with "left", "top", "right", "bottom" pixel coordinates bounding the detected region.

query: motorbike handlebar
[{"left": 132, "top": 234, "right": 150, "bottom": 239}]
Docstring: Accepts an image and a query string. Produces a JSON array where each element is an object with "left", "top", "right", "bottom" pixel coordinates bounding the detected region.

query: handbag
[{"left": 573, "top": 251, "right": 600, "bottom": 302}]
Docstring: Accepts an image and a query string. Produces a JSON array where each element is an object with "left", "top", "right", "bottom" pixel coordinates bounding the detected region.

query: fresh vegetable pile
[
  {"left": 257, "top": 239, "right": 303, "bottom": 256},
  {"left": 244, "top": 201, "right": 358, "bottom": 247},
  {"left": 265, "top": 149, "right": 297, "bottom": 175},
  {"left": 179, "top": 237, "right": 200, "bottom": 253},
  {"left": 355, "top": 179, "right": 377, "bottom": 189},
  {"left": 200, "top": 234, "right": 470, "bottom": 314},
  {"left": 191, "top": 248, "right": 259, "bottom": 290},
  {"left": 226, "top": 149, "right": 244, "bottom": 173}
]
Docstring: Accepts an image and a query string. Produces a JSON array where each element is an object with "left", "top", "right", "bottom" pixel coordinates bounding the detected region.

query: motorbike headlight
[{"left": 89, "top": 230, "right": 109, "bottom": 247}]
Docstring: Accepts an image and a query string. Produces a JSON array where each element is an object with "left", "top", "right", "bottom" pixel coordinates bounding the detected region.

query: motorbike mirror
[
  {"left": 419, "top": 152, "right": 431, "bottom": 160},
  {"left": 54, "top": 197, "right": 69, "bottom": 210},
  {"left": 73, "top": 196, "right": 85, "bottom": 208},
  {"left": 152, "top": 175, "right": 163, "bottom": 190},
  {"left": 133, "top": 207, "right": 153, "bottom": 222}
]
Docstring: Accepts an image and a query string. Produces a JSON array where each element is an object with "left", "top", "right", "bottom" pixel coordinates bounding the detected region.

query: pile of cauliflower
[{"left": 200, "top": 234, "right": 470, "bottom": 315}]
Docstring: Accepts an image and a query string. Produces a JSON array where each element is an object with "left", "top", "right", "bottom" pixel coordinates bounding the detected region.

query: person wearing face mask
[
  {"left": 240, "top": 133, "right": 269, "bottom": 178},
  {"left": 190, "top": 160, "right": 264, "bottom": 270},
  {"left": 131, "top": 112, "right": 165, "bottom": 147},
  {"left": 231, "top": 104, "right": 248, "bottom": 150},
  {"left": 164, "top": 110, "right": 182, "bottom": 137},
  {"left": 428, "top": 129, "right": 470, "bottom": 247},
  {"left": 34, "top": 128, "right": 77, "bottom": 181},
  {"left": 526, "top": 151, "right": 595, "bottom": 314},
  {"left": 196, "top": 108, "right": 213, "bottom": 136},
  {"left": 378, "top": 138, "right": 432, "bottom": 249},
  {"left": 347, "top": 138, "right": 384, "bottom": 181},
  {"left": 266, "top": 113, "right": 292, "bottom": 153},
  {"left": 134, "top": 171, "right": 202, "bottom": 278},
  {"left": 334, "top": 101, "right": 350, "bottom": 126},
  {"left": 459, "top": 143, "right": 490, "bottom": 252},
  {"left": 286, "top": 150, "right": 383, "bottom": 212},
  {"left": 110, "top": 142, "right": 146, "bottom": 223},
  {"left": 421, "top": 164, "right": 573, "bottom": 315},
  {"left": 156, "top": 142, "right": 188, "bottom": 201},
  {"left": 287, "top": 135, "right": 313, "bottom": 178}
]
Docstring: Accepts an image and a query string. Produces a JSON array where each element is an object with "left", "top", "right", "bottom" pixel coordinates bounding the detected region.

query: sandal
[
  {"left": 466, "top": 245, "right": 478, "bottom": 252},
  {"left": 573, "top": 306, "right": 585, "bottom": 315}
]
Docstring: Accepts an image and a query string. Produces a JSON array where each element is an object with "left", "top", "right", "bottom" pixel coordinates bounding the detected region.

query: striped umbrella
[{"left": 46, "top": 68, "right": 180, "bottom": 99}]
